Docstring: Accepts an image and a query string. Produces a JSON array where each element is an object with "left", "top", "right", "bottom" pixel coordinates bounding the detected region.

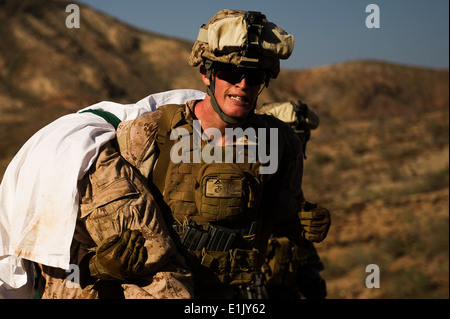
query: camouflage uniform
[
  {"left": 37, "top": 9, "right": 330, "bottom": 299},
  {"left": 115, "top": 101, "right": 305, "bottom": 298},
  {"left": 37, "top": 99, "right": 304, "bottom": 298},
  {"left": 38, "top": 139, "right": 194, "bottom": 299}
]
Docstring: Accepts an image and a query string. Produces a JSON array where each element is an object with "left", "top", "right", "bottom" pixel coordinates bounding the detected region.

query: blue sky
[{"left": 79, "top": 0, "right": 449, "bottom": 70}]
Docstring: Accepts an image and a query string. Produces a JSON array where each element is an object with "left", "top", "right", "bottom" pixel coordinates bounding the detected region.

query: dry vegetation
[
  {"left": 304, "top": 107, "right": 449, "bottom": 298},
  {"left": 0, "top": 0, "right": 448, "bottom": 299}
]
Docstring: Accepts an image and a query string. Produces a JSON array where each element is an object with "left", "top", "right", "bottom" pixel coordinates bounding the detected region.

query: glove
[
  {"left": 299, "top": 202, "right": 331, "bottom": 243},
  {"left": 89, "top": 229, "right": 148, "bottom": 281}
]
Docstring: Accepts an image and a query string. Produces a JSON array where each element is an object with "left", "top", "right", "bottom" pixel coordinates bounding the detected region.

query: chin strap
[
  {"left": 204, "top": 60, "right": 245, "bottom": 125},
  {"left": 204, "top": 60, "right": 270, "bottom": 125}
]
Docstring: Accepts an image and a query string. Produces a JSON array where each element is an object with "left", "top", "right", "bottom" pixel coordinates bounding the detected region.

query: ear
[{"left": 199, "top": 65, "right": 211, "bottom": 86}]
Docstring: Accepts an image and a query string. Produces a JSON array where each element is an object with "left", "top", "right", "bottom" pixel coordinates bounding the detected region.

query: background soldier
[{"left": 259, "top": 100, "right": 327, "bottom": 299}]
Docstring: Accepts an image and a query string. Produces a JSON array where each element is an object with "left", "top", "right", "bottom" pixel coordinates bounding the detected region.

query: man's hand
[
  {"left": 89, "top": 229, "right": 148, "bottom": 281},
  {"left": 299, "top": 202, "right": 331, "bottom": 243}
]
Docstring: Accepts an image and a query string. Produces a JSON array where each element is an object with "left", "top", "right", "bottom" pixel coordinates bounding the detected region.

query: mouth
[{"left": 228, "top": 94, "right": 249, "bottom": 105}]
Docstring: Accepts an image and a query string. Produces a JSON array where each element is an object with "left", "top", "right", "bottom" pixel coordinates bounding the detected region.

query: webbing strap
[
  {"left": 153, "top": 104, "right": 186, "bottom": 193},
  {"left": 80, "top": 109, "right": 122, "bottom": 129},
  {"left": 196, "top": 248, "right": 259, "bottom": 285},
  {"left": 204, "top": 59, "right": 244, "bottom": 125}
]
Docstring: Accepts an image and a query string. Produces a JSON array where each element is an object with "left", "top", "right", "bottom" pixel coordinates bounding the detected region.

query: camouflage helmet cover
[{"left": 188, "top": 9, "right": 295, "bottom": 78}]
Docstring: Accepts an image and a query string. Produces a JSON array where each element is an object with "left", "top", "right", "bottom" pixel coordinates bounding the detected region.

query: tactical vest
[
  {"left": 86, "top": 105, "right": 281, "bottom": 294},
  {"left": 152, "top": 104, "right": 277, "bottom": 294},
  {"left": 153, "top": 104, "right": 268, "bottom": 227}
]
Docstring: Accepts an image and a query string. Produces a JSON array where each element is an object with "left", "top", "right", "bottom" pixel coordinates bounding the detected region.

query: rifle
[{"left": 177, "top": 220, "right": 268, "bottom": 299}]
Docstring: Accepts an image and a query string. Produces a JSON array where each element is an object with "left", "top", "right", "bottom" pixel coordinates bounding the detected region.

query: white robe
[{"left": 0, "top": 89, "right": 206, "bottom": 298}]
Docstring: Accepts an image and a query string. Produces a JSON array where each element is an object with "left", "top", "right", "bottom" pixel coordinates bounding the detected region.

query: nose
[{"left": 235, "top": 76, "right": 250, "bottom": 89}]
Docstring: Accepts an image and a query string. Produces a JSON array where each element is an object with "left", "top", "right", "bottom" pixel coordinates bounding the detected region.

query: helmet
[
  {"left": 189, "top": 9, "right": 294, "bottom": 79},
  {"left": 189, "top": 9, "right": 295, "bottom": 124}
]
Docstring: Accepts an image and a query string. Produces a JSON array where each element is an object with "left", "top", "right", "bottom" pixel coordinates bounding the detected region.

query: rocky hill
[{"left": 0, "top": 0, "right": 448, "bottom": 298}]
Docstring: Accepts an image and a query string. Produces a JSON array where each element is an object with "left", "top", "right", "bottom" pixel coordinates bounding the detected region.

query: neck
[{"left": 194, "top": 96, "right": 240, "bottom": 146}]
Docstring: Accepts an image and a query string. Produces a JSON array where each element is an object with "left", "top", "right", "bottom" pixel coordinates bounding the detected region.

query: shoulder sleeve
[
  {"left": 257, "top": 114, "right": 304, "bottom": 225},
  {"left": 116, "top": 109, "right": 162, "bottom": 178}
]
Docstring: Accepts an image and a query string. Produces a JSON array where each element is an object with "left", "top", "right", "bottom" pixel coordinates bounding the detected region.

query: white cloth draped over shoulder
[{"left": 0, "top": 89, "right": 206, "bottom": 298}]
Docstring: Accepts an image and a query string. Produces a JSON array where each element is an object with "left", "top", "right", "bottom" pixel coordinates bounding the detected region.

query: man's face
[{"left": 206, "top": 65, "right": 266, "bottom": 121}]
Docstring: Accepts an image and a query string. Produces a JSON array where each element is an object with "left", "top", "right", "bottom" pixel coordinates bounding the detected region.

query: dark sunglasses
[{"left": 214, "top": 65, "right": 268, "bottom": 86}]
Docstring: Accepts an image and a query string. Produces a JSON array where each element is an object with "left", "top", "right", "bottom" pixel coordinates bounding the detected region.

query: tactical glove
[
  {"left": 89, "top": 229, "right": 148, "bottom": 281},
  {"left": 299, "top": 202, "right": 331, "bottom": 243}
]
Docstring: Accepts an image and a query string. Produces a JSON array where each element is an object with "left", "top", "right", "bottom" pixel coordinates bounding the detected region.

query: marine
[{"left": 35, "top": 9, "right": 331, "bottom": 298}]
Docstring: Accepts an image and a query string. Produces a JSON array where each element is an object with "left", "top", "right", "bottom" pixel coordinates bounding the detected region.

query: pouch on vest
[
  {"left": 194, "top": 163, "right": 262, "bottom": 223},
  {"left": 263, "top": 237, "right": 297, "bottom": 287},
  {"left": 190, "top": 248, "right": 259, "bottom": 286}
]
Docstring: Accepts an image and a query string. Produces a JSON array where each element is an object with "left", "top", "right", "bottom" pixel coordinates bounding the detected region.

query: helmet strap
[
  {"left": 204, "top": 60, "right": 247, "bottom": 125},
  {"left": 204, "top": 60, "right": 271, "bottom": 125}
]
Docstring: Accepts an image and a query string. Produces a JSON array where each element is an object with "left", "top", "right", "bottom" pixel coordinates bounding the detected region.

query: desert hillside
[{"left": 0, "top": 0, "right": 448, "bottom": 299}]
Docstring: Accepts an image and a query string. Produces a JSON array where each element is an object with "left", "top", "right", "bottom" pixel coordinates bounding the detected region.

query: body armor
[
  {"left": 153, "top": 104, "right": 274, "bottom": 228},
  {"left": 116, "top": 101, "right": 305, "bottom": 298}
]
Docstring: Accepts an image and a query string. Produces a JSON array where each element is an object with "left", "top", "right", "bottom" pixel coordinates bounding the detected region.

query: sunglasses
[{"left": 214, "top": 65, "right": 268, "bottom": 86}]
